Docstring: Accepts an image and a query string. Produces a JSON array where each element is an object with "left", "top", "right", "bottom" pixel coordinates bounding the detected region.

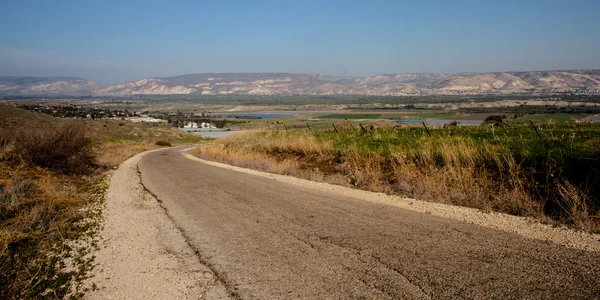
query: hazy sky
[{"left": 1, "top": 0, "right": 599, "bottom": 83}]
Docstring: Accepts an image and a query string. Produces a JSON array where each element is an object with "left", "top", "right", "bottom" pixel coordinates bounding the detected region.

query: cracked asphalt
[{"left": 138, "top": 146, "right": 600, "bottom": 299}]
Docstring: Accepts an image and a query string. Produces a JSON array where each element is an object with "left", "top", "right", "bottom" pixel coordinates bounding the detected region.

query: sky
[{"left": 0, "top": 0, "right": 599, "bottom": 83}]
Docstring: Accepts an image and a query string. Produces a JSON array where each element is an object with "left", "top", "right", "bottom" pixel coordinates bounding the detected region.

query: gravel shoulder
[{"left": 83, "top": 150, "right": 230, "bottom": 299}]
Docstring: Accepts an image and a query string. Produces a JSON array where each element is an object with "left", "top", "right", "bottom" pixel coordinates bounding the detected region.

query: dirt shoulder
[{"left": 83, "top": 150, "right": 230, "bottom": 299}]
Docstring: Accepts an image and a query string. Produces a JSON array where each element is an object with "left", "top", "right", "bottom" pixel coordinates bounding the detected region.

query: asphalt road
[{"left": 138, "top": 147, "right": 600, "bottom": 299}]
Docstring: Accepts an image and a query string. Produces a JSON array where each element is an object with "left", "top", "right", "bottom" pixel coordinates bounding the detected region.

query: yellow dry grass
[
  {"left": 190, "top": 129, "right": 599, "bottom": 232},
  {"left": 94, "top": 141, "right": 159, "bottom": 168},
  {"left": 190, "top": 131, "right": 333, "bottom": 176}
]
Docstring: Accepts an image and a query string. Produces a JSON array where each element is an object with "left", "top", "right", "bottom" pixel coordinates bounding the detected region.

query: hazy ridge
[
  {"left": 2, "top": 70, "right": 600, "bottom": 97},
  {"left": 0, "top": 76, "right": 108, "bottom": 96}
]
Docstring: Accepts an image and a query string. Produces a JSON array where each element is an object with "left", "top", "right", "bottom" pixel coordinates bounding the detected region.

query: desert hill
[
  {"left": 2, "top": 70, "right": 599, "bottom": 97},
  {"left": 0, "top": 76, "right": 107, "bottom": 96}
]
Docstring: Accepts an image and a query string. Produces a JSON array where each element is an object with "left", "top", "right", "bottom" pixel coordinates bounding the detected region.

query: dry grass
[
  {"left": 191, "top": 126, "right": 600, "bottom": 233},
  {"left": 0, "top": 104, "right": 206, "bottom": 298},
  {"left": 555, "top": 180, "right": 599, "bottom": 231},
  {"left": 0, "top": 165, "right": 96, "bottom": 298},
  {"left": 191, "top": 131, "right": 333, "bottom": 176},
  {"left": 384, "top": 139, "right": 540, "bottom": 217},
  {"left": 94, "top": 141, "right": 159, "bottom": 168}
]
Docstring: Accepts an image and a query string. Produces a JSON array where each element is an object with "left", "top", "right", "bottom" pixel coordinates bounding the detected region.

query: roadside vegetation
[
  {"left": 191, "top": 122, "right": 600, "bottom": 233},
  {"left": 0, "top": 104, "right": 203, "bottom": 298}
]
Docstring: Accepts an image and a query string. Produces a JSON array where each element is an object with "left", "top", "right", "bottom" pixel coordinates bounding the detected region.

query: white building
[{"left": 200, "top": 122, "right": 217, "bottom": 128}]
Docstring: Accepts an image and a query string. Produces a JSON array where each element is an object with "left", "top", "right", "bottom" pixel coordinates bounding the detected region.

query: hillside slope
[
  {"left": 0, "top": 76, "right": 106, "bottom": 96},
  {"left": 2, "top": 70, "right": 600, "bottom": 97},
  {"left": 90, "top": 70, "right": 600, "bottom": 96}
]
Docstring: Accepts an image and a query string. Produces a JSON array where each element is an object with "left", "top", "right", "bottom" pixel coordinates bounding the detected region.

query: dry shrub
[
  {"left": 555, "top": 180, "right": 599, "bottom": 232},
  {"left": 0, "top": 121, "right": 103, "bottom": 298},
  {"left": 155, "top": 139, "right": 172, "bottom": 147},
  {"left": 9, "top": 124, "right": 96, "bottom": 175}
]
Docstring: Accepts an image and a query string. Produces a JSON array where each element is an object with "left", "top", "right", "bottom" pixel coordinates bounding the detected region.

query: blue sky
[{"left": 1, "top": 0, "right": 599, "bottom": 83}]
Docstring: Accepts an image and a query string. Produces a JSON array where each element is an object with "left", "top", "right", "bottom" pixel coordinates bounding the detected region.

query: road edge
[
  {"left": 83, "top": 148, "right": 231, "bottom": 299},
  {"left": 183, "top": 148, "right": 600, "bottom": 252}
]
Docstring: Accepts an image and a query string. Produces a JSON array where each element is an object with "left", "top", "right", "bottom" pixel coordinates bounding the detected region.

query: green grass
[
  {"left": 382, "top": 111, "right": 462, "bottom": 120},
  {"left": 318, "top": 113, "right": 382, "bottom": 119}
]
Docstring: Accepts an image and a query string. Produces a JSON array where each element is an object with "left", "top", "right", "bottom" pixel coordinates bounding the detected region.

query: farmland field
[{"left": 317, "top": 113, "right": 382, "bottom": 119}]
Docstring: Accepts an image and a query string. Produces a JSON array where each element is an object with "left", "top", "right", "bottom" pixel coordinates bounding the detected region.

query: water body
[
  {"left": 395, "top": 119, "right": 483, "bottom": 126},
  {"left": 211, "top": 113, "right": 296, "bottom": 119}
]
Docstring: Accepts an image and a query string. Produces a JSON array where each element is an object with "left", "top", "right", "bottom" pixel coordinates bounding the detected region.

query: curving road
[{"left": 138, "top": 146, "right": 600, "bottom": 299}]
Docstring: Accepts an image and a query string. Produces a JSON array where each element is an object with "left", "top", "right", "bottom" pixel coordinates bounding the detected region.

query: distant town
[{"left": 15, "top": 103, "right": 230, "bottom": 129}]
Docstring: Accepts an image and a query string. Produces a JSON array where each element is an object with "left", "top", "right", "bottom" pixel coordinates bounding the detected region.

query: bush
[
  {"left": 155, "top": 139, "right": 172, "bottom": 147},
  {"left": 484, "top": 115, "right": 504, "bottom": 124},
  {"left": 8, "top": 124, "right": 96, "bottom": 175}
]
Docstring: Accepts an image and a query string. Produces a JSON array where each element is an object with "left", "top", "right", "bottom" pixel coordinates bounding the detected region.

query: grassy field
[
  {"left": 381, "top": 111, "right": 463, "bottom": 120},
  {"left": 0, "top": 104, "right": 204, "bottom": 298},
  {"left": 69, "top": 94, "right": 600, "bottom": 112},
  {"left": 511, "top": 113, "right": 588, "bottom": 124},
  {"left": 191, "top": 123, "right": 600, "bottom": 233},
  {"left": 317, "top": 113, "right": 382, "bottom": 119}
]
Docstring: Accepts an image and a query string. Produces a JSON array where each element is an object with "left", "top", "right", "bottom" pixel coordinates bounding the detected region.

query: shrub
[
  {"left": 484, "top": 115, "right": 504, "bottom": 124},
  {"left": 155, "top": 139, "right": 172, "bottom": 147},
  {"left": 9, "top": 124, "right": 96, "bottom": 175}
]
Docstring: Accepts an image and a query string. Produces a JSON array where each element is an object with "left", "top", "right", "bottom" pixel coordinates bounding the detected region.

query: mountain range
[{"left": 2, "top": 70, "right": 600, "bottom": 97}]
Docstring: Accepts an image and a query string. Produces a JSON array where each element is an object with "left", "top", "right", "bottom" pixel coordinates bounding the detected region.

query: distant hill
[
  {"left": 0, "top": 76, "right": 106, "bottom": 96},
  {"left": 2, "top": 70, "right": 600, "bottom": 97},
  {"left": 91, "top": 70, "right": 600, "bottom": 96}
]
